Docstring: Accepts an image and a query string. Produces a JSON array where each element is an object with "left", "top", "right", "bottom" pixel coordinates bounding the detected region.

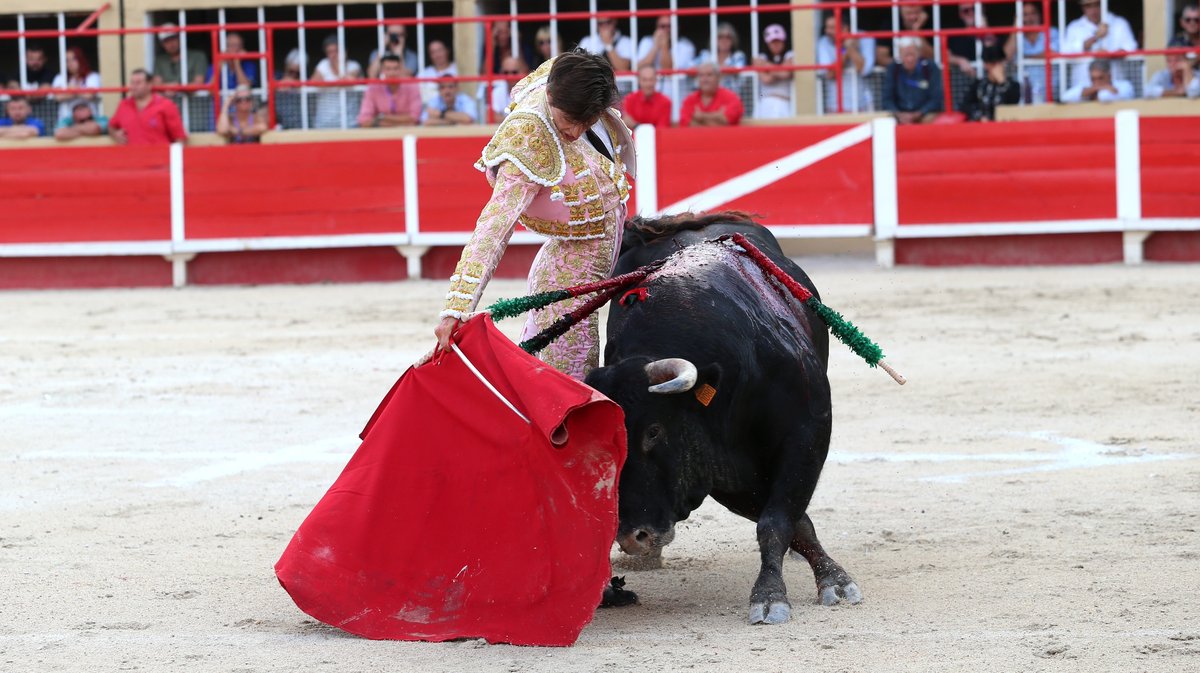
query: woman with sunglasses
[
  {"left": 531, "top": 26, "right": 563, "bottom": 69},
  {"left": 434, "top": 49, "right": 636, "bottom": 381},
  {"left": 217, "top": 84, "right": 268, "bottom": 144}
]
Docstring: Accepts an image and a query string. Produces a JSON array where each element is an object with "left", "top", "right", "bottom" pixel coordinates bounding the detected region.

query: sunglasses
[{"left": 501, "top": 69, "right": 521, "bottom": 74}]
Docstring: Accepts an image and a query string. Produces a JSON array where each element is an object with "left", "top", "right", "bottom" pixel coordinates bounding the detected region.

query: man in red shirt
[
  {"left": 680, "top": 62, "right": 743, "bottom": 127},
  {"left": 621, "top": 65, "right": 671, "bottom": 128},
  {"left": 109, "top": 68, "right": 187, "bottom": 145}
]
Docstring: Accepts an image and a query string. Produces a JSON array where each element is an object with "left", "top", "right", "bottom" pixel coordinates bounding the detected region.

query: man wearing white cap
[{"left": 152, "top": 22, "right": 209, "bottom": 86}]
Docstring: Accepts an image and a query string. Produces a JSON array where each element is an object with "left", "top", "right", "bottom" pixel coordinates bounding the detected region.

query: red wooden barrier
[
  {"left": 653, "top": 125, "right": 873, "bottom": 225},
  {"left": 1140, "top": 116, "right": 1200, "bottom": 219},
  {"left": 0, "top": 145, "right": 169, "bottom": 244},
  {"left": 184, "top": 141, "right": 408, "bottom": 238},
  {"left": 896, "top": 119, "right": 1116, "bottom": 225}
]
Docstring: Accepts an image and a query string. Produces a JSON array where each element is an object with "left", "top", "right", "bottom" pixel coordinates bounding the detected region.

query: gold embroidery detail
[
  {"left": 479, "top": 111, "right": 564, "bottom": 185},
  {"left": 518, "top": 212, "right": 606, "bottom": 239}
]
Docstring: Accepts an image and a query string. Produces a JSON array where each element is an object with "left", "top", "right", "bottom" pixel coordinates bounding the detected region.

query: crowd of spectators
[{"left": 1, "top": 4, "right": 1197, "bottom": 143}]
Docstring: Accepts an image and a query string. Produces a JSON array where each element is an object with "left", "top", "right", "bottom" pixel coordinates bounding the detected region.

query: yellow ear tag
[{"left": 694, "top": 384, "right": 717, "bottom": 407}]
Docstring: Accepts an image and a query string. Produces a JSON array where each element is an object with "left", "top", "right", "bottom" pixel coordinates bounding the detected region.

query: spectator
[
  {"left": 485, "top": 20, "right": 531, "bottom": 75},
  {"left": 1062, "top": 58, "right": 1134, "bottom": 102},
  {"left": 50, "top": 47, "right": 102, "bottom": 120},
  {"left": 206, "top": 32, "right": 259, "bottom": 90},
  {"left": 881, "top": 37, "right": 944, "bottom": 123},
  {"left": 417, "top": 40, "right": 457, "bottom": 104},
  {"left": 531, "top": 26, "right": 563, "bottom": 69},
  {"left": 960, "top": 46, "right": 1020, "bottom": 121},
  {"left": 0, "top": 97, "right": 46, "bottom": 139},
  {"left": 358, "top": 54, "right": 423, "bottom": 127},
  {"left": 279, "top": 48, "right": 303, "bottom": 82},
  {"left": 153, "top": 23, "right": 208, "bottom": 87},
  {"left": 1004, "top": 2, "right": 1059, "bottom": 103},
  {"left": 14, "top": 43, "right": 56, "bottom": 90},
  {"left": 421, "top": 77, "right": 478, "bottom": 126},
  {"left": 368, "top": 24, "right": 419, "bottom": 78},
  {"left": 753, "top": 24, "right": 794, "bottom": 119},
  {"left": 108, "top": 69, "right": 187, "bottom": 145},
  {"left": 696, "top": 21, "right": 748, "bottom": 90},
  {"left": 680, "top": 62, "right": 743, "bottom": 127},
  {"left": 622, "top": 64, "right": 672, "bottom": 128},
  {"left": 817, "top": 14, "right": 875, "bottom": 113},
  {"left": 1170, "top": 3, "right": 1200, "bottom": 48},
  {"left": 274, "top": 49, "right": 304, "bottom": 130},
  {"left": 478, "top": 55, "right": 529, "bottom": 122},
  {"left": 54, "top": 100, "right": 108, "bottom": 141},
  {"left": 1145, "top": 52, "right": 1200, "bottom": 98},
  {"left": 580, "top": 16, "right": 634, "bottom": 72},
  {"left": 217, "top": 85, "right": 268, "bottom": 143},
  {"left": 947, "top": 3, "right": 1000, "bottom": 76},
  {"left": 636, "top": 14, "right": 696, "bottom": 72},
  {"left": 1062, "top": 0, "right": 1137, "bottom": 87},
  {"left": 896, "top": 4, "right": 936, "bottom": 61},
  {"left": 311, "top": 34, "right": 363, "bottom": 129}
]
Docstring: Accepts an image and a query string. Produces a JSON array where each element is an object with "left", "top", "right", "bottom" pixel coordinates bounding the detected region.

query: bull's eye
[{"left": 642, "top": 423, "right": 664, "bottom": 452}]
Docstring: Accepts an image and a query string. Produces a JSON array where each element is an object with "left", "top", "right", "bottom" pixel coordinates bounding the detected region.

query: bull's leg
[
  {"left": 790, "top": 513, "right": 862, "bottom": 606},
  {"left": 748, "top": 509, "right": 795, "bottom": 625}
]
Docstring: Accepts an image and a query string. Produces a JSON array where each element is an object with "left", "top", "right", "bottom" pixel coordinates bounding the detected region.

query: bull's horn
[{"left": 645, "top": 358, "right": 698, "bottom": 394}]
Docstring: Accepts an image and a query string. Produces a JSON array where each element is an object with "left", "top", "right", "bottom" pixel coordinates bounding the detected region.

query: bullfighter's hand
[{"left": 435, "top": 315, "right": 464, "bottom": 352}]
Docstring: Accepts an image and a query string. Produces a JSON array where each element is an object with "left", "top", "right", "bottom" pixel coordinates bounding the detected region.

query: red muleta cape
[{"left": 275, "top": 315, "right": 627, "bottom": 646}]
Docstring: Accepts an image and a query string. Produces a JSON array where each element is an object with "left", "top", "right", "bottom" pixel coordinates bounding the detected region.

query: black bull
[{"left": 584, "top": 214, "right": 862, "bottom": 625}]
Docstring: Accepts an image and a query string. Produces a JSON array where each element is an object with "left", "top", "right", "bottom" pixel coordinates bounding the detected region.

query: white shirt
[
  {"left": 1062, "top": 12, "right": 1138, "bottom": 86},
  {"left": 1144, "top": 68, "right": 1200, "bottom": 99},
  {"left": 1061, "top": 75, "right": 1134, "bottom": 102},
  {"left": 816, "top": 36, "right": 876, "bottom": 113},
  {"left": 417, "top": 63, "right": 457, "bottom": 104},
  {"left": 579, "top": 33, "right": 634, "bottom": 64},
  {"left": 51, "top": 71, "right": 102, "bottom": 119},
  {"left": 313, "top": 58, "right": 363, "bottom": 129},
  {"left": 635, "top": 36, "right": 696, "bottom": 71},
  {"left": 478, "top": 79, "right": 511, "bottom": 120}
]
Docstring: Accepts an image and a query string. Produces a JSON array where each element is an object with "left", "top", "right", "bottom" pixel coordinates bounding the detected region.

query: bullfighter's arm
[{"left": 440, "top": 161, "right": 541, "bottom": 320}]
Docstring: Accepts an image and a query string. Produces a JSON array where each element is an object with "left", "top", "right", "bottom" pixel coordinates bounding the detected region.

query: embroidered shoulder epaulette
[{"left": 475, "top": 109, "right": 565, "bottom": 187}]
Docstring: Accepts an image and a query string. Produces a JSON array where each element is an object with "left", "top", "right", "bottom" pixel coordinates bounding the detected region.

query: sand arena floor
[{"left": 2, "top": 260, "right": 1198, "bottom": 672}]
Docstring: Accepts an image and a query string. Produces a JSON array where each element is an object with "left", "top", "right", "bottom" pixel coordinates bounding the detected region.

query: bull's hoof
[
  {"left": 599, "top": 576, "right": 639, "bottom": 608},
  {"left": 748, "top": 601, "right": 791, "bottom": 625},
  {"left": 818, "top": 580, "right": 863, "bottom": 606}
]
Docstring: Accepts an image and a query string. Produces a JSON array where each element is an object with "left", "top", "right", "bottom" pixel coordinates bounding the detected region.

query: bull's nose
[{"left": 617, "top": 528, "right": 656, "bottom": 555}]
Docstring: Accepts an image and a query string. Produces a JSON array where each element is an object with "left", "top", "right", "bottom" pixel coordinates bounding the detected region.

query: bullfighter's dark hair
[{"left": 547, "top": 48, "right": 619, "bottom": 125}]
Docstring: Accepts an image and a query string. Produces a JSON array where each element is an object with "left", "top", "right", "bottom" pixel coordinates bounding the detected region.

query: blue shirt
[
  {"left": 882, "top": 60, "right": 944, "bottom": 114},
  {"left": 0, "top": 117, "right": 46, "bottom": 136},
  {"left": 57, "top": 115, "right": 109, "bottom": 133},
  {"left": 420, "top": 92, "right": 478, "bottom": 124},
  {"left": 206, "top": 60, "right": 260, "bottom": 89}
]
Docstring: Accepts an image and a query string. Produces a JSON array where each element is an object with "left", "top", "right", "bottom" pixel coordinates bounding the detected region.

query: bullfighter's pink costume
[{"left": 440, "top": 57, "right": 635, "bottom": 380}]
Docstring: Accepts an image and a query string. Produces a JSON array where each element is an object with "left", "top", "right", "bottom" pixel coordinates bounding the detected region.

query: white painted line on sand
[{"left": 832, "top": 431, "right": 1194, "bottom": 483}]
